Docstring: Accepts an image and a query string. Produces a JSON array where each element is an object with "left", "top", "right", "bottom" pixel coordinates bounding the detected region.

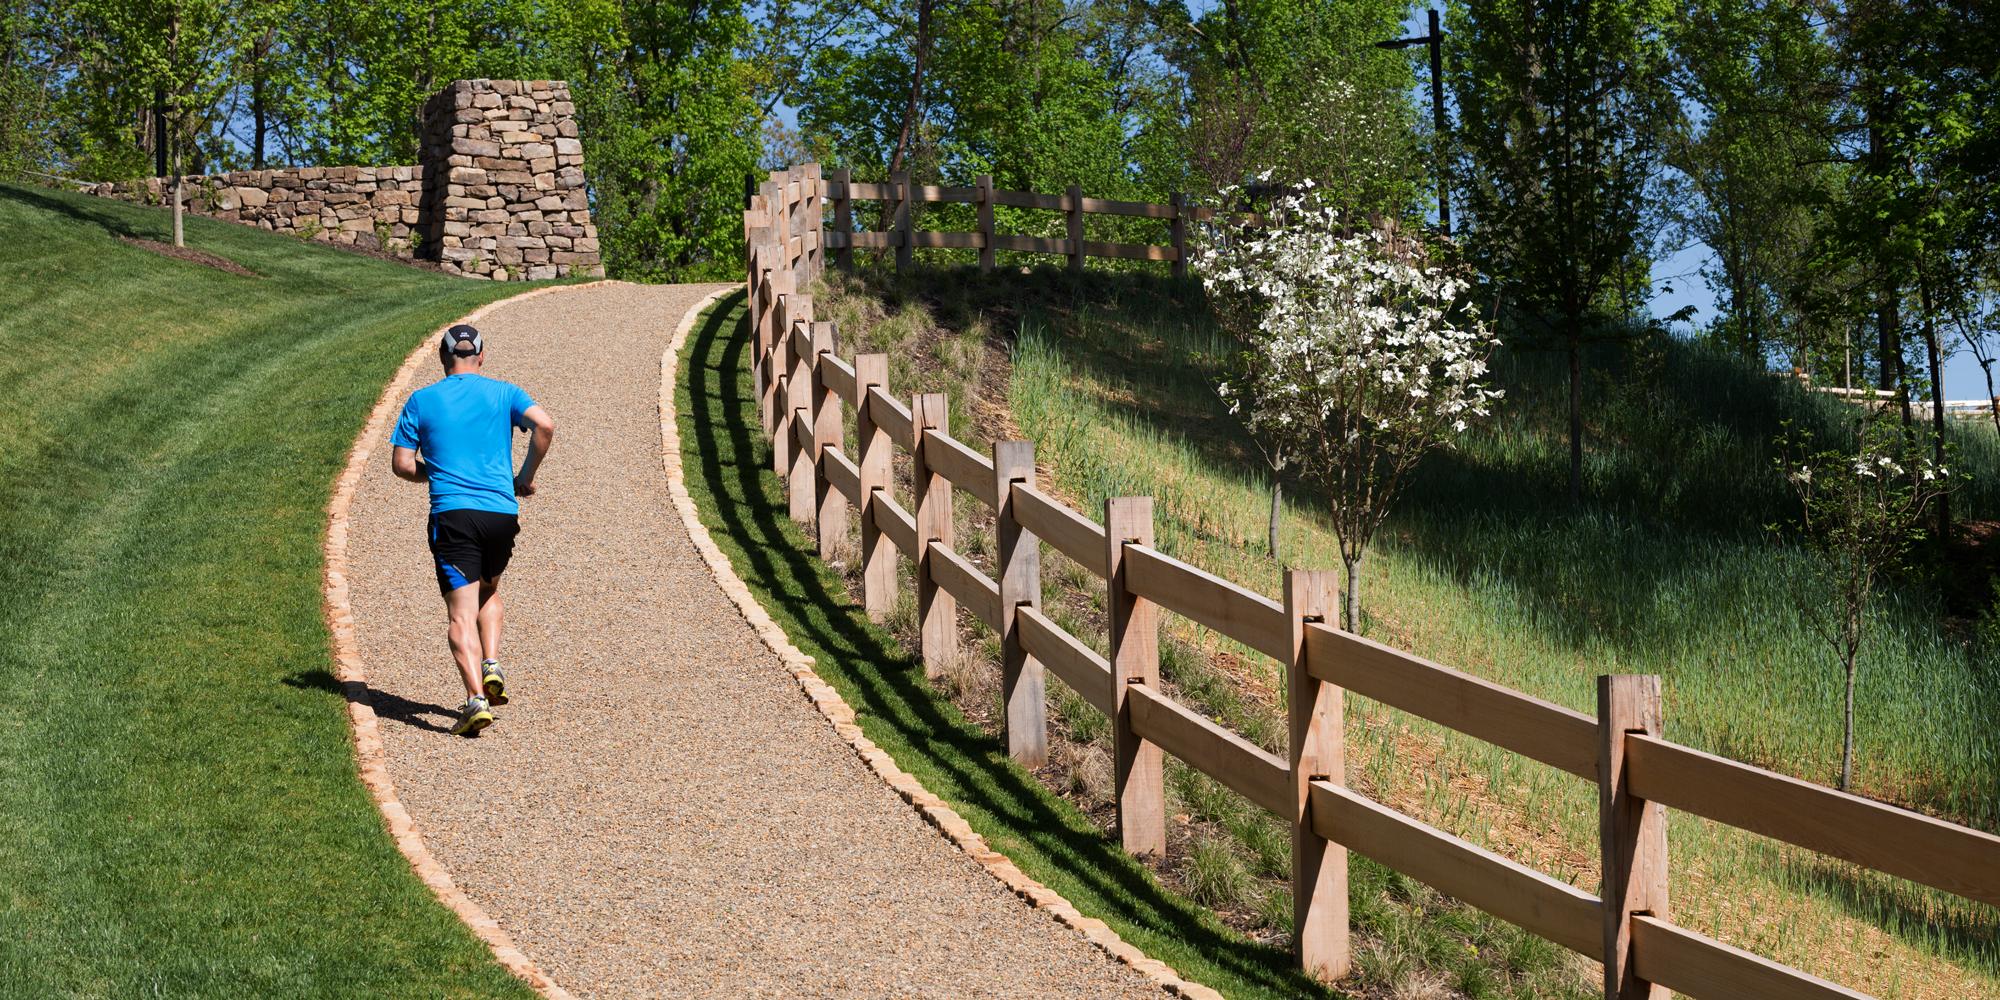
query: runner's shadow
[{"left": 285, "top": 668, "right": 456, "bottom": 735}]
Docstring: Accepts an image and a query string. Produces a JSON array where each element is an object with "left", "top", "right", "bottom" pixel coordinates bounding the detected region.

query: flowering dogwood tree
[
  {"left": 1196, "top": 180, "right": 1501, "bottom": 631},
  {"left": 1777, "top": 416, "right": 1956, "bottom": 790}
]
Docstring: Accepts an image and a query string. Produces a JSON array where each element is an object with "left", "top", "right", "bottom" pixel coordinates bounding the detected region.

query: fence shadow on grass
[
  {"left": 1769, "top": 847, "right": 2000, "bottom": 974},
  {"left": 678, "top": 291, "right": 1341, "bottom": 999}
]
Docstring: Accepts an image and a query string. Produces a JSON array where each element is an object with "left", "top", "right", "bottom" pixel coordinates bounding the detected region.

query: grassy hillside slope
[
  {"left": 807, "top": 264, "right": 1999, "bottom": 999},
  {"left": 0, "top": 184, "right": 535, "bottom": 997}
]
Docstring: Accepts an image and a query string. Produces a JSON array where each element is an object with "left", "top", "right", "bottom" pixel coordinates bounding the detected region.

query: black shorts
[{"left": 427, "top": 509, "right": 519, "bottom": 592}]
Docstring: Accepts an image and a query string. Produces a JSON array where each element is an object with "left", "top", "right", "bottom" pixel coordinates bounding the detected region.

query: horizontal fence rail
[
  {"left": 822, "top": 169, "right": 1223, "bottom": 276},
  {"left": 741, "top": 163, "right": 2000, "bottom": 999}
]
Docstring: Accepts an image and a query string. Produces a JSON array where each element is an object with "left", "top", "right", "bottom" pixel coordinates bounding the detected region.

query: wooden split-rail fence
[
  {"left": 743, "top": 163, "right": 2000, "bottom": 999},
  {"left": 799, "top": 165, "right": 1228, "bottom": 276}
]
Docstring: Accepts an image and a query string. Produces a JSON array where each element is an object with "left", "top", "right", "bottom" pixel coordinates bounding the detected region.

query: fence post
[
  {"left": 743, "top": 201, "right": 766, "bottom": 280},
  {"left": 756, "top": 174, "right": 780, "bottom": 436},
  {"left": 772, "top": 291, "right": 809, "bottom": 479},
  {"left": 1599, "top": 675, "right": 1669, "bottom": 1000},
  {"left": 1067, "top": 184, "right": 1085, "bottom": 273},
  {"left": 1106, "top": 496, "right": 1164, "bottom": 857},
  {"left": 832, "top": 167, "right": 854, "bottom": 272},
  {"left": 803, "top": 162, "right": 822, "bottom": 280},
  {"left": 1170, "top": 192, "right": 1188, "bottom": 280},
  {"left": 789, "top": 165, "right": 809, "bottom": 288},
  {"left": 1287, "top": 570, "right": 1349, "bottom": 980},
  {"left": 852, "top": 354, "right": 897, "bottom": 620},
  {"left": 769, "top": 172, "right": 789, "bottom": 285},
  {"left": 993, "top": 440, "right": 1045, "bottom": 766},
  {"left": 977, "top": 173, "right": 996, "bottom": 272},
  {"left": 893, "top": 170, "right": 912, "bottom": 273},
  {"left": 747, "top": 242, "right": 771, "bottom": 434},
  {"left": 785, "top": 305, "right": 817, "bottom": 524},
  {"left": 810, "top": 321, "right": 849, "bottom": 558},
  {"left": 761, "top": 267, "right": 795, "bottom": 444},
  {"left": 912, "top": 392, "right": 957, "bottom": 676}
]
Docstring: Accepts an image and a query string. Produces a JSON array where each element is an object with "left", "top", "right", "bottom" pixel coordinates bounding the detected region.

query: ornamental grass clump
[{"left": 1196, "top": 181, "right": 1502, "bottom": 630}]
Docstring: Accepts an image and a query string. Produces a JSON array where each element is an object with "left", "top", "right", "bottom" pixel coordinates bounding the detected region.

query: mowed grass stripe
[{"left": 0, "top": 183, "right": 537, "bottom": 998}]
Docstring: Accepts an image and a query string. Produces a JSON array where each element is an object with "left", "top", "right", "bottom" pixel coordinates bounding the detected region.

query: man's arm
[
  {"left": 514, "top": 404, "right": 555, "bottom": 496},
  {"left": 391, "top": 446, "right": 428, "bottom": 482}
]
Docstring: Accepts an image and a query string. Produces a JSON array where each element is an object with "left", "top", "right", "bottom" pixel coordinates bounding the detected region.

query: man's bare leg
[
  {"left": 444, "top": 581, "right": 484, "bottom": 699},
  {"left": 476, "top": 578, "right": 503, "bottom": 664}
]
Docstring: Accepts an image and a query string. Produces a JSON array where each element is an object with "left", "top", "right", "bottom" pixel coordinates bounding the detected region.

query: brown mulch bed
[{"left": 118, "top": 236, "right": 259, "bottom": 277}]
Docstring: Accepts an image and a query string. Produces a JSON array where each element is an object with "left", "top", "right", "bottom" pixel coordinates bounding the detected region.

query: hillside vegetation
[
  {"left": 0, "top": 183, "right": 534, "bottom": 996},
  {"left": 809, "top": 263, "right": 2000, "bottom": 999}
]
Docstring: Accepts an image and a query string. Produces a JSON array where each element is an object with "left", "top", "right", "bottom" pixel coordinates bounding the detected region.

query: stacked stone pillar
[{"left": 419, "top": 79, "right": 603, "bottom": 280}]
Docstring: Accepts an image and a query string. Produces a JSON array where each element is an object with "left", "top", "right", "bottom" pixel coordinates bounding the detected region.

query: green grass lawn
[{"left": 0, "top": 183, "right": 538, "bottom": 997}]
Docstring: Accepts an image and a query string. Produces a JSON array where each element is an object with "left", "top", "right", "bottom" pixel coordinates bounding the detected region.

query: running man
[{"left": 390, "top": 324, "right": 556, "bottom": 736}]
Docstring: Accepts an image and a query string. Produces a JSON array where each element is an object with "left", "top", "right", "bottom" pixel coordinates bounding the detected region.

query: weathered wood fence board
[
  {"left": 739, "top": 162, "right": 2000, "bottom": 1000},
  {"left": 1128, "top": 684, "right": 1290, "bottom": 815},
  {"left": 1624, "top": 735, "right": 2000, "bottom": 908},
  {"left": 1304, "top": 622, "right": 1599, "bottom": 779},
  {"left": 1629, "top": 917, "right": 1870, "bottom": 1000},
  {"left": 1010, "top": 483, "right": 1112, "bottom": 578},
  {"left": 1310, "top": 782, "right": 1605, "bottom": 960},
  {"left": 821, "top": 173, "right": 1202, "bottom": 276},
  {"left": 1016, "top": 606, "right": 1115, "bottom": 715}
]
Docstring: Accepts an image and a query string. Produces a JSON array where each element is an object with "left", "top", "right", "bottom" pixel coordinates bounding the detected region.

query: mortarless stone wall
[
  {"left": 83, "top": 79, "right": 601, "bottom": 281},
  {"left": 88, "top": 166, "right": 427, "bottom": 252},
  {"left": 418, "top": 79, "right": 601, "bottom": 280}
]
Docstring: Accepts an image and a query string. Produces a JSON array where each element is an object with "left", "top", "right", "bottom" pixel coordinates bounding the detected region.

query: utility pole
[{"left": 1377, "top": 9, "right": 1450, "bottom": 236}]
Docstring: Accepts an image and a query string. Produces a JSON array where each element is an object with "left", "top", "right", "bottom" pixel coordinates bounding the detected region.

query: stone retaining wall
[
  {"left": 88, "top": 166, "right": 426, "bottom": 253},
  {"left": 83, "top": 79, "right": 602, "bottom": 281}
]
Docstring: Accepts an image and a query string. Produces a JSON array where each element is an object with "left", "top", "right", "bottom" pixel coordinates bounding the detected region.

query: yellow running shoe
[
  {"left": 451, "top": 696, "right": 493, "bottom": 736},
  {"left": 481, "top": 661, "right": 508, "bottom": 705}
]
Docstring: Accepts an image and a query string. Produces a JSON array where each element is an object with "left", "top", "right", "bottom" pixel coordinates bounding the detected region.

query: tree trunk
[
  {"left": 1342, "top": 554, "right": 1361, "bottom": 634},
  {"left": 251, "top": 29, "right": 271, "bottom": 170},
  {"left": 1981, "top": 359, "right": 2000, "bottom": 436},
  {"left": 1840, "top": 652, "right": 1856, "bottom": 791},
  {"left": 168, "top": 9, "right": 183, "bottom": 247},
  {"left": 153, "top": 86, "right": 167, "bottom": 178},
  {"left": 885, "top": 0, "right": 933, "bottom": 178},
  {"left": 1267, "top": 477, "right": 1281, "bottom": 560},
  {"left": 1878, "top": 285, "right": 1909, "bottom": 428},
  {"left": 1876, "top": 293, "right": 1895, "bottom": 391},
  {"left": 1918, "top": 269, "right": 1949, "bottom": 538}
]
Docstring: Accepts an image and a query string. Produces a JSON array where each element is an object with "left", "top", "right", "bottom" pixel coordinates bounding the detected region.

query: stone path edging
[
  {"left": 323, "top": 280, "right": 622, "bottom": 1000},
  {"left": 658, "top": 288, "right": 1220, "bottom": 1000}
]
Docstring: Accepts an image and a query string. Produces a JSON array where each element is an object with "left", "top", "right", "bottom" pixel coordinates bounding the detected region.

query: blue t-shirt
[{"left": 391, "top": 373, "right": 536, "bottom": 515}]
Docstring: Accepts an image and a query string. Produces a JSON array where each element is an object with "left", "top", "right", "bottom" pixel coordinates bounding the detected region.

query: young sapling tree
[
  {"left": 1776, "top": 415, "right": 1955, "bottom": 790},
  {"left": 1197, "top": 180, "right": 1502, "bottom": 630}
]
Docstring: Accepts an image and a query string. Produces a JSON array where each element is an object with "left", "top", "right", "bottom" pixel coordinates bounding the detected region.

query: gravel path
[{"left": 344, "top": 282, "right": 1162, "bottom": 999}]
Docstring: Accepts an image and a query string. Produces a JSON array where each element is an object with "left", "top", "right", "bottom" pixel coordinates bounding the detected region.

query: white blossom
[{"left": 1194, "top": 182, "right": 1503, "bottom": 464}]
